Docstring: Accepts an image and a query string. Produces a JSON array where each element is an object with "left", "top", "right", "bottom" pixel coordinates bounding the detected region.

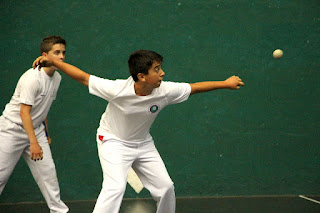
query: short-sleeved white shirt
[
  {"left": 89, "top": 75, "right": 191, "bottom": 142},
  {"left": 2, "top": 67, "right": 61, "bottom": 128}
]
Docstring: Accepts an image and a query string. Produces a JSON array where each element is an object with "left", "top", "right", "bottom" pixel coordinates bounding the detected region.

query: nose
[
  {"left": 59, "top": 53, "right": 65, "bottom": 61},
  {"left": 161, "top": 69, "right": 165, "bottom": 76}
]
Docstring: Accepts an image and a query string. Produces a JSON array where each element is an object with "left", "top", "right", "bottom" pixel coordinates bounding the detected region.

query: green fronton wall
[{"left": 1, "top": 0, "right": 319, "bottom": 203}]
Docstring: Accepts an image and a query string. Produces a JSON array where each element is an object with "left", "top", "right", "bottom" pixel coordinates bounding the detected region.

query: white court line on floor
[{"left": 299, "top": 195, "right": 320, "bottom": 204}]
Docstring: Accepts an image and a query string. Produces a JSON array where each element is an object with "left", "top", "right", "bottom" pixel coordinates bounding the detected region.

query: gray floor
[{"left": 0, "top": 195, "right": 319, "bottom": 213}]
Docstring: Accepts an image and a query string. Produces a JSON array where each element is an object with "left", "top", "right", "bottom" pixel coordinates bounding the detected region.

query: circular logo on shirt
[{"left": 149, "top": 104, "right": 159, "bottom": 113}]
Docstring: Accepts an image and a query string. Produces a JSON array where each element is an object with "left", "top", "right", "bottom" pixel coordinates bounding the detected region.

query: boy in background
[{"left": 0, "top": 36, "right": 69, "bottom": 213}]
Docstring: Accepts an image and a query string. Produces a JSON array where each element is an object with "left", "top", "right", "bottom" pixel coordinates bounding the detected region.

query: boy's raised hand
[
  {"left": 33, "top": 56, "right": 53, "bottom": 70},
  {"left": 225, "top": 75, "right": 245, "bottom": 90}
]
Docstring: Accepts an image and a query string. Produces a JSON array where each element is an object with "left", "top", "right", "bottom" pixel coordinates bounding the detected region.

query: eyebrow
[{"left": 54, "top": 50, "right": 66, "bottom": 53}]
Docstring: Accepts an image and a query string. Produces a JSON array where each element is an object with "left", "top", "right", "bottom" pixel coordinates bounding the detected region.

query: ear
[
  {"left": 41, "top": 52, "right": 47, "bottom": 56},
  {"left": 137, "top": 73, "right": 146, "bottom": 82}
]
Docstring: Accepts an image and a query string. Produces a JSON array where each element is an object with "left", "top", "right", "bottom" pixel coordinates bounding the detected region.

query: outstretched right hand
[
  {"left": 33, "top": 56, "right": 53, "bottom": 70},
  {"left": 225, "top": 75, "right": 245, "bottom": 90}
]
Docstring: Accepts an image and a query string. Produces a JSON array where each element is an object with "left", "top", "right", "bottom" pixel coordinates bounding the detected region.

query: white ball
[{"left": 273, "top": 49, "right": 283, "bottom": 59}]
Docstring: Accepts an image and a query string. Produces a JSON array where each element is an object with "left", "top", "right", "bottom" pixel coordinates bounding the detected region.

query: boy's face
[
  {"left": 42, "top": 43, "right": 66, "bottom": 64},
  {"left": 144, "top": 61, "right": 165, "bottom": 88}
]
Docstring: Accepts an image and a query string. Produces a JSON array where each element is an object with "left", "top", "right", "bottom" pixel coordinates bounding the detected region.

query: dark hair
[
  {"left": 40, "top": 35, "right": 66, "bottom": 54},
  {"left": 128, "top": 50, "right": 163, "bottom": 81}
]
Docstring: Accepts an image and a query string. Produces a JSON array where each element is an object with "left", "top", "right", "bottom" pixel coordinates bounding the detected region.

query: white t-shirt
[
  {"left": 2, "top": 67, "right": 61, "bottom": 128},
  {"left": 89, "top": 75, "right": 191, "bottom": 142}
]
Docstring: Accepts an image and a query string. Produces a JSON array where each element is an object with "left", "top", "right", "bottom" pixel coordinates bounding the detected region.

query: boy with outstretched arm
[{"left": 33, "top": 50, "right": 244, "bottom": 213}]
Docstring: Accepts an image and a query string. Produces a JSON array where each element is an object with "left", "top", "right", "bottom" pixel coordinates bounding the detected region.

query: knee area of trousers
[
  {"left": 39, "top": 165, "right": 56, "bottom": 178},
  {"left": 160, "top": 181, "right": 175, "bottom": 194},
  {"left": 102, "top": 180, "right": 126, "bottom": 194}
]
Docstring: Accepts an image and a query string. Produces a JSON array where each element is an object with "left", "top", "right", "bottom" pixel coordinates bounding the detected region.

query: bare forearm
[
  {"left": 189, "top": 81, "right": 229, "bottom": 95},
  {"left": 189, "top": 75, "right": 244, "bottom": 95},
  {"left": 33, "top": 56, "right": 87, "bottom": 84},
  {"left": 51, "top": 59, "right": 90, "bottom": 86}
]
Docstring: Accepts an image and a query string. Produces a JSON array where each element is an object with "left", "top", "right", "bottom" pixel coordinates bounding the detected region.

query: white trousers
[
  {"left": 93, "top": 137, "right": 175, "bottom": 213},
  {"left": 0, "top": 116, "right": 69, "bottom": 213}
]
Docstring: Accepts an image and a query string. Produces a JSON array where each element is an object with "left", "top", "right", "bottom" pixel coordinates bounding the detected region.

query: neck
[
  {"left": 43, "top": 67, "right": 57, "bottom": 77},
  {"left": 134, "top": 82, "right": 153, "bottom": 96}
]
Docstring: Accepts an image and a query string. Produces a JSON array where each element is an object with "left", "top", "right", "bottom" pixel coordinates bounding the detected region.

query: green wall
[{"left": 1, "top": 0, "right": 319, "bottom": 203}]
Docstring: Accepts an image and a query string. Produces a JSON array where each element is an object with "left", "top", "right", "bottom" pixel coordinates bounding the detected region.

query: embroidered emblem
[{"left": 149, "top": 104, "right": 159, "bottom": 113}]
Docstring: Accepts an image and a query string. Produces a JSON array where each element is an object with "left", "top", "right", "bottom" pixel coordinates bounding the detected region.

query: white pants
[
  {"left": 93, "top": 137, "right": 175, "bottom": 213},
  {"left": 0, "top": 116, "right": 69, "bottom": 213}
]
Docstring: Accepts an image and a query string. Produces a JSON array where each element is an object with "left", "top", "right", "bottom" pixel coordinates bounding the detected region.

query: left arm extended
[{"left": 189, "top": 75, "right": 244, "bottom": 95}]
